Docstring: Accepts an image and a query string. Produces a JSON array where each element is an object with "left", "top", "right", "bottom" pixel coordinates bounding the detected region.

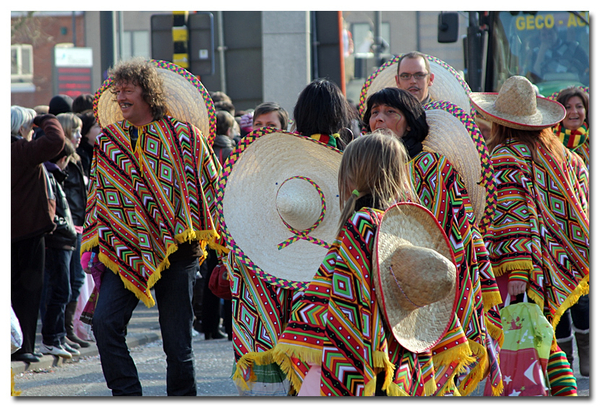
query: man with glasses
[{"left": 394, "top": 51, "right": 435, "bottom": 104}]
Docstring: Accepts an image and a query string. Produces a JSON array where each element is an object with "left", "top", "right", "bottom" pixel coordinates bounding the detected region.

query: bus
[{"left": 440, "top": 11, "right": 589, "bottom": 96}]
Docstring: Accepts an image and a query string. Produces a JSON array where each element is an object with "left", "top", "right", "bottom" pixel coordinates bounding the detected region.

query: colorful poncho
[
  {"left": 486, "top": 141, "right": 589, "bottom": 331},
  {"left": 81, "top": 117, "right": 221, "bottom": 307},
  {"left": 273, "top": 207, "right": 477, "bottom": 396},
  {"left": 228, "top": 252, "right": 302, "bottom": 390},
  {"left": 408, "top": 151, "right": 504, "bottom": 396}
]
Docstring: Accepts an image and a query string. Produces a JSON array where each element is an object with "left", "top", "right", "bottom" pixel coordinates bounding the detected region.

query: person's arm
[{"left": 21, "top": 114, "right": 65, "bottom": 166}]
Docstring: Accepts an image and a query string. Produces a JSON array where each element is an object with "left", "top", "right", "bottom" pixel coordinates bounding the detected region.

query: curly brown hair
[{"left": 109, "top": 58, "right": 168, "bottom": 121}]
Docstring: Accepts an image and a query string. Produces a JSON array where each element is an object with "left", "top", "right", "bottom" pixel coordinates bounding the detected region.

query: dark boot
[
  {"left": 557, "top": 337, "right": 574, "bottom": 367},
  {"left": 65, "top": 301, "right": 91, "bottom": 348},
  {"left": 575, "top": 332, "right": 589, "bottom": 377}
]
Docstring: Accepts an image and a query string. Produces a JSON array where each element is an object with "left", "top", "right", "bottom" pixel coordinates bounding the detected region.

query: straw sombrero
[
  {"left": 423, "top": 101, "right": 497, "bottom": 234},
  {"left": 547, "top": 86, "right": 589, "bottom": 101},
  {"left": 470, "top": 75, "right": 566, "bottom": 131},
  {"left": 373, "top": 202, "right": 458, "bottom": 353},
  {"left": 93, "top": 59, "right": 216, "bottom": 144},
  {"left": 216, "top": 127, "right": 343, "bottom": 290},
  {"left": 359, "top": 54, "right": 472, "bottom": 118}
]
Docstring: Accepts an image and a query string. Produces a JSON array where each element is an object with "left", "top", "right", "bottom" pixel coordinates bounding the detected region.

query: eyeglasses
[{"left": 397, "top": 72, "right": 429, "bottom": 81}]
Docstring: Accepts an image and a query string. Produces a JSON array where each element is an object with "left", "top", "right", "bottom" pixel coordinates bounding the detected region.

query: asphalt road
[
  {"left": 11, "top": 302, "right": 589, "bottom": 397},
  {"left": 12, "top": 331, "right": 238, "bottom": 397}
]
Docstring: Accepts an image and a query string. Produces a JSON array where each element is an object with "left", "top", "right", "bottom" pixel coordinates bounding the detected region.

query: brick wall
[{"left": 11, "top": 13, "right": 85, "bottom": 109}]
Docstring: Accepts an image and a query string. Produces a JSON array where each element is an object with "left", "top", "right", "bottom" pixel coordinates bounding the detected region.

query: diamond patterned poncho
[{"left": 82, "top": 117, "right": 221, "bottom": 306}]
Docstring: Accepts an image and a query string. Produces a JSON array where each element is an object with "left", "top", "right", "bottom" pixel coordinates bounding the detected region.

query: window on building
[
  {"left": 11, "top": 44, "right": 33, "bottom": 80},
  {"left": 11, "top": 44, "right": 35, "bottom": 92},
  {"left": 121, "top": 30, "right": 150, "bottom": 59}
]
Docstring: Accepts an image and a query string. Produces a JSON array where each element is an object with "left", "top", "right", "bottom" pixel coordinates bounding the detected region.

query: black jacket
[
  {"left": 44, "top": 162, "right": 77, "bottom": 251},
  {"left": 64, "top": 158, "right": 87, "bottom": 227}
]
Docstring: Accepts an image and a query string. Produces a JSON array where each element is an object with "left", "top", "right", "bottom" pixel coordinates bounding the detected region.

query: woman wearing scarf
[
  {"left": 549, "top": 86, "right": 589, "bottom": 377},
  {"left": 471, "top": 75, "right": 588, "bottom": 396}
]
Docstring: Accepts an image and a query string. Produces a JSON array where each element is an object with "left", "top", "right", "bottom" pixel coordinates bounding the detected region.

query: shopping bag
[
  {"left": 11, "top": 307, "right": 23, "bottom": 354},
  {"left": 209, "top": 263, "right": 232, "bottom": 300},
  {"left": 485, "top": 295, "right": 554, "bottom": 396}
]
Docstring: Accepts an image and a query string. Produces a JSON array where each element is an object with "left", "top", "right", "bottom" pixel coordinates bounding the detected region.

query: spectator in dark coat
[{"left": 11, "top": 106, "right": 65, "bottom": 363}]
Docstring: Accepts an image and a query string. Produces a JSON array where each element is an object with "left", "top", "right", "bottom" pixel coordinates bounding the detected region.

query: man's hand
[{"left": 508, "top": 280, "right": 527, "bottom": 296}]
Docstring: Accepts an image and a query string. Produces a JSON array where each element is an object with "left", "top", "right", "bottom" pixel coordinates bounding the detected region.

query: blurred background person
[{"left": 11, "top": 106, "right": 65, "bottom": 363}]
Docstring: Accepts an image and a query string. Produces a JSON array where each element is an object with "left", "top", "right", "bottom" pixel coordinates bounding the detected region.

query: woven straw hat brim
[
  {"left": 423, "top": 104, "right": 487, "bottom": 227},
  {"left": 373, "top": 203, "right": 457, "bottom": 353},
  {"left": 217, "top": 129, "right": 342, "bottom": 288},
  {"left": 470, "top": 92, "right": 566, "bottom": 131},
  {"left": 93, "top": 59, "right": 216, "bottom": 143},
  {"left": 359, "top": 54, "right": 472, "bottom": 118}
]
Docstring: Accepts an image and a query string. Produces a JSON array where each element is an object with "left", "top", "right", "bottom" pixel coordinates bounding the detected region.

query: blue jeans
[
  {"left": 93, "top": 256, "right": 198, "bottom": 396},
  {"left": 69, "top": 233, "right": 85, "bottom": 303},
  {"left": 41, "top": 247, "right": 73, "bottom": 346}
]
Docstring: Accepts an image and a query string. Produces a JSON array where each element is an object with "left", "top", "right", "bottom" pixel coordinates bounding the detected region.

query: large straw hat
[
  {"left": 373, "top": 202, "right": 458, "bottom": 353},
  {"left": 422, "top": 101, "right": 497, "bottom": 234},
  {"left": 470, "top": 75, "right": 566, "bottom": 131},
  {"left": 216, "top": 127, "right": 343, "bottom": 290},
  {"left": 359, "top": 54, "right": 472, "bottom": 117},
  {"left": 547, "top": 85, "right": 589, "bottom": 101},
  {"left": 93, "top": 59, "right": 216, "bottom": 144}
]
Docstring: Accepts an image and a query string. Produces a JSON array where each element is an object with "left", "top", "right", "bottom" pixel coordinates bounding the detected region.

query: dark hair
[
  {"left": 72, "top": 94, "right": 94, "bottom": 114},
  {"left": 215, "top": 100, "right": 236, "bottom": 116},
  {"left": 210, "top": 91, "right": 232, "bottom": 104},
  {"left": 293, "top": 78, "right": 357, "bottom": 149},
  {"left": 109, "top": 58, "right": 168, "bottom": 121},
  {"left": 78, "top": 110, "right": 96, "bottom": 138},
  {"left": 555, "top": 87, "right": 589, "bottom": 127},
  {"left": 488, "top": 125, "right": 565, "bottom": 166},
  {"left": 363, "top": 87, "right": 429, "bottom": 144},
  {"left": 48, "top": 94, "right": 73, "bottom": 116},
  {"left": 253, "top": 102, "right": 289, "bottom": 130},
  {"left": 216, "top": 110, "right": 235, "bottom": 137},
  {"left": 396, "top": 51, "right": 431, "bottom": 75}
]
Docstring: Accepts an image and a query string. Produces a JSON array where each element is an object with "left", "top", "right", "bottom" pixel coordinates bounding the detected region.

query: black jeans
[
  {"left": 11, "top": 234, "right": 45, "bottom": 355},
  {"left": 93, "top": 256, "right": 198, "bottom": 396},
  {"left": 555, "top": 295, "right": 589, "bottom": 339}
]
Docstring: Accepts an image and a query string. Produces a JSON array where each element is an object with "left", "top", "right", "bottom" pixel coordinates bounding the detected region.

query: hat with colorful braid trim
[
  {"left": 359, "top": 54, "right": 473, "bottom": 118},
  {"left": 93, "top": 59, "right": 216, "bottom": 144},
  {"left": 215, "top": 127, "right": 343, "bottom": 289}
]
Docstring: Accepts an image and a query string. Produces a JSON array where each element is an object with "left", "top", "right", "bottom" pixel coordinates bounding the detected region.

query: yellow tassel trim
[
  {"left": 492, "top": 260, "right": 532, "bottom": 277},
  {"left": 80, "top": 235, "right": 99, "bottom": 256},
  {"left": 272, "top": 343, "right": 322, "bottom": 394},
  {"left": 486, "top": 316, "right": 505, "bottom": 349},
  {"left": 482, "top": 290, "right": 503, "bottom": 313},
  {"left": 456, "top": 339, "right": 494, "bottom": 396},
  {"left": 231, "top": 351, "right": 276, "bottom": 391},
  {"left": 550, "top": 274, "right": 589, "bottom": 330},
  {"left": 433, "top": 341, "right": 474, "bottom": 370},
  {"left": 82, "top": 228, "right": 222, "bottom": 308},
  {"left": 11, "top": 368, "right": 21, "bottom": 396}
]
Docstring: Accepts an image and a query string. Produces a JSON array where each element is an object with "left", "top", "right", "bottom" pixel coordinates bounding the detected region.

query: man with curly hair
[{"left": 82, "top": 58, "right": 221, "bottom": 396}]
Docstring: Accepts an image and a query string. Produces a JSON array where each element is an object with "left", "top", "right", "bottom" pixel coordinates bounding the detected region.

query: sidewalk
[{"left": 11, "top": 302, "right": 162, "bottom": 375}]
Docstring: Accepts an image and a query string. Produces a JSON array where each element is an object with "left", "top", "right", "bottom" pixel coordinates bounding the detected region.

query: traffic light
[{"left": 151, "top": 11, "right": 214, "bottom": 75}]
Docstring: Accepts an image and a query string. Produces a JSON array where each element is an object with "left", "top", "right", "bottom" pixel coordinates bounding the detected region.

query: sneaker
[
  {"left": 65, "top": 339, "right": 81, "bottom": 349},
  {"left": 40, "top": 343, "right": 72, "bottom": 359},
  {"left": 62, "top": 342, "right": 81, "bottom": 356}
]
